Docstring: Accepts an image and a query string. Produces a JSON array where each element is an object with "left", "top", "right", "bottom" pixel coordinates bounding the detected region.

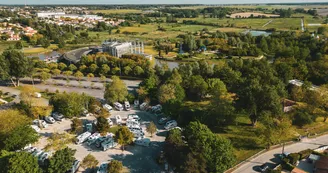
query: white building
[{"left": 37, "top": 12, "right": 65, "bottom": 18}]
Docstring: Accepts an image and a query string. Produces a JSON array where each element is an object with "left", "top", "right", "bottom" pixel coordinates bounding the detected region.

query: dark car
[{"left": 258, "top": 164, "right": 269, "bottom": 172}]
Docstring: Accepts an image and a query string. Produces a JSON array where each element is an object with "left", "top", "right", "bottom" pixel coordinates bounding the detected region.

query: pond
[
  {"left": 242, "top": 30, "right": 272, "bottom": 37},
  {"left": 27, "top": 51, "right": 61, "bottom": 60}
]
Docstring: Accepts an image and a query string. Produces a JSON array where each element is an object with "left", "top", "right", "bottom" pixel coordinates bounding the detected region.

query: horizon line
[{"left": 1, "top": 2, "right": 328, "bottom": 5}]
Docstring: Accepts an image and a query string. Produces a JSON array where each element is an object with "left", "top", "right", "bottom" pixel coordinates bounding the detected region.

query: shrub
[
  {"left": 298, "top": 149, "right": 312, "bottom": 159},
  {"left": 288, "top": 153, "right": 300, "bottom": 165}
]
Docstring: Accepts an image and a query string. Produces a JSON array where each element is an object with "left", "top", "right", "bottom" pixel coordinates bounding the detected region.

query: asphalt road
[{"left": 233, "top": 134, "right": 328, "bottom": 173}]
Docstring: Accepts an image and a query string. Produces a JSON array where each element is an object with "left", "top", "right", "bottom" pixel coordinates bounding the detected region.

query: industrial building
[{"left": 102, "top": 40, "right": 151, "bottom": 59}]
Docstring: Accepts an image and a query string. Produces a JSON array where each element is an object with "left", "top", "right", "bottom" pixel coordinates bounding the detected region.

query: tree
[
  {"left": 133, "top": 66, "right": 144, "bottom": 76},
  {"left": 104, "top": 76, "right": 128, "bottom": 104},
  {"left": 71, "top": 118, "right": 83, "bottom": 134},
  {"left": 108, "top": 160, "right": 123, "bottom": 173},
  {"left": 15, "top": 41, "right": 23, "bottom": 49},
  {"left": 123, "top": 66, "right": 132, "bottom": 76},
  {"left": 184, "top": 122, "right": 236, "bottom": 172},
  {"left": 40, "top": 38, "right": 50, "bottom": 48},
  {"left": 47, "top": 147, "right": 76, "bottom": 173},
  {"left": 183, "top": 34, "right": 196, "bottom": 52},
  {"left": 74, "top": 71, "right": 84, "bottom": 81},
  {"left": 146, "top": 122, "right": 157, "bottom": 137},
  {"left": 58, "top": 38, "right": 66, "bottom": 48},
  {"left": 37, "top": 71, "right": 51, "bottom": 83},
  {"left": 89, "top": 64, "right": 98, "bottom": 73},
  {"left": 158, "top": 84, "right": 176, "bottom": 104},
  {"left": 114, "top": 126, "right": 134, "bottom": 151},
  {"left": 2, "top": 49, "right": 33, "bottom": 87},
  {"left": 96, "top": 116, "right": 110, "bottom": 135},
  {"left": 188, "top": 75, "right": 208, "bottom": 100},
  {"left": 69, "top": 64, "right": 77, "bottom": 72},
  {"left": 100, "top": 64, "right": 110, "bottom": 75},
  {"left": 182, "top": 151, "right": 207, "bottom": 173},
  {"left": 1, "top": 151, "right": 41, "bottom": 173},
  {"left": 81, "top": 154, "right": 99, "bottom": 170},
  {"left": 4, "top": 125, "right": 39, "bottom": 151},
  {"left": 58, "top": 63, "right": 67, "bottom": 71},
  {"left": 20, "top": 85, "right": 37, "bottom": 108}
]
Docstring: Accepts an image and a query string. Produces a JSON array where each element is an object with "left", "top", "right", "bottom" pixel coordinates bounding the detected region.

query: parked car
[
  {"left": 140, "top": 102, "right": 148, "bottom": 110},
  {"left": 151, "top": 104, "right": 162, "bottom": 112},
  {"left": 44, "top": 116, "right": 56, "bottom": 124},
  {"left": 128, "top": 125, "right": 142, "bottom": 132},
  {"left": 126, "top": 118, "right": 140, "bottom": 127},
  {"left": 113, "top": 102, "right": 123, "bottom": 111},
  {"left": 134, "top": 138, "right": 151, "bottom": 147},
  {"left": 115, "top": 115, "right": 122, "bottom": 125},
  {"left": 258, "top": 164, "right": 269, "bottom": 172},
  {"left": 66, "top": 160, "right": 80, "bottom": 173},
  {"left": 164, "top": 120, "right": 178, "bottom": 130},
  {"left": 32, "top": 119, "right": 48, "bottom": 128},
  {"left": 107, "top": 118, "right": 113, "bottom": 126},
  {"left": 34, "top": 92, "right": 42, "bottom": 98},
  {"left": 87, "top": 133, "right": 101, "bottom": 146},
  {"left": 31, "top": 125, "right": 40, "bottom": 132},
  {"left": 103, "top": 104, "right": 113, "bottom": 112},
  {"left": 31, "top": 149, "right": 43, "bottom": 157},
  {"left": 124, "top": 101, "right": 130, "bottom": 111},
  {"left": 134, "top": 100, "right": 139, "bottom": 108},
  {"left": 97, "top": 162, "right": 108, "bottom": 173},
  {"left": 52, "top": 112, "right": 64, "bottom": 121},
  {"left": 38, "top": 152, "right": 51, "bottom": 162},
  {"left": 158, "top": 117, "right": 170, "bottom": 125},
  {"left": 25, "top": 146, "right": 37, "bottom": 153}
]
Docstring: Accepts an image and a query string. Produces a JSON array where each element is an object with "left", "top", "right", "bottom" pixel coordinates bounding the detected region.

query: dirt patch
[{"left": 230, "top": 12, "right": 280, "bottom": 18}]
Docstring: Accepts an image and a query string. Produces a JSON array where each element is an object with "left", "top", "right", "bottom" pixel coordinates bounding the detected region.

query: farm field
[
  {"left": 229, "top": 12, "right": 280, "bottom": 18},
  {"left": 91, "top": 9, "right": 143, "bottom": 14}
]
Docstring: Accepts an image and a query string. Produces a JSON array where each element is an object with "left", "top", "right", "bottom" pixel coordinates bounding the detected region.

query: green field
[{"left": 91, "top": 9, "right": 143, "bottom": 14}]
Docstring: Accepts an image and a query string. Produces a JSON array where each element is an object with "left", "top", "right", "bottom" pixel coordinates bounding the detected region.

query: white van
[
  {"left": 76, "top": 132, "right": 92, "bottom": 144},
  {"left": 87, "top": 132, "right": 101, "bottom": 146},
  {"left": 128, "top": 114, "right": 140, "bottom": 122},
  {"left": 124, "top": 101, "right": 130, "bottom": 111},
  {"left": 113, "top": 102, "right": 123, "bottom": 111},
  {"left": 101, "top": 138, "right": 117, "bottom": 151},
  {"left": 102, "top": 104, "right": 113, "bottom": 112},
  {"left": 32, "top": 119, "right": 48, "bottom": 128},
  {"left": 132, "top": 130, "right": 144, "bottom": 138},
  {"left": 31, "top": 125, "right": 40, "bottom": 132},
  {"left": 107, "top": 118, "right": 113, "bottom": 126},
  {"left": 164, "top": 120, "right": 178, "bottom": 130}
]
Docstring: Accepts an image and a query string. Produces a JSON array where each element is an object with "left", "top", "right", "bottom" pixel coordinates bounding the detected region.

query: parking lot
[{"left": 33, "top": 107, "right": 167, "bottom": 173}]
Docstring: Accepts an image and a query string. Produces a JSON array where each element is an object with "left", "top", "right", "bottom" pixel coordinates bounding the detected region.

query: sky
[{"left": 1, "top": 0, "right": 328, "bottom": 5}]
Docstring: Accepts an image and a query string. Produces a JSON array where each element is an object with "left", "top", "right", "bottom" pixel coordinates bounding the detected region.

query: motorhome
[
  {"left": 76, "top": 132, "right": 92, "bottom": 144},
  {"left": 107, "top": 118, "right": 113, "bottom": 126},
  {"left": 127, "top": 114, "right": 140, "bottom": 122},
  {"left": 101, "top": 138, "right": 117, "bottom": 151},
  {"left": 87, "top": 132, "right": 101, "bottom": 146},
  {"left": 164, "top": 120, "right": 178, "bottom": 130},
  {"left": 134, "top": 138, "right": 151, "bottom": 147},
  {"left": 103, "top": 104, "right": 113, "bottom": 112},
  {"left": 126, "top": 118, "right": 140, "bottom": 127},
  {"left": 128, "top": 125, "right": 142, "bottom": 132},
  {"left": 124, "top": 101, "right": 130, "bottom": 111},
  {"left": 97, "top": 162, "right": 108, "bottom": 173},
  {"left": 131, "top": 130, "right": 144, "bottom": 138},
  {"left": 113, "top": 102, "right": 123, "bottom": 111}
]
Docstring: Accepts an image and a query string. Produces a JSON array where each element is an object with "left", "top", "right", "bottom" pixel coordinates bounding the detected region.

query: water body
[
  {"left": 27, "top": 51, "right": 61, "bottom": 60},
  {"left": 242, "top": 30, "right": 272, "bottom": 37}
]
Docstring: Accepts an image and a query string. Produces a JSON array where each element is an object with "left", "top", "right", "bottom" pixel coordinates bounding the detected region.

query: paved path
[{"left": 233, "top": 134, "right": 328, "bottom": 173}]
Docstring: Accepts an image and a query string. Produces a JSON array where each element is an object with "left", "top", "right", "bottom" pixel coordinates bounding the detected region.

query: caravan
[
  {"left": 126, "top": 118, "right": 140, "bottom": 127},
  {"left": 114, "top": 115, "right": 122, "bottom": 125},
  {"left": 76, "top": 132, "right": 92, "bottom": 144},
  {"left": 101, "top": 138, "right": 118, "bottom": 151},
  {"left": 87, "top": 132, "right": 101, "bottom": 146},
  {"left": 128, "top": 114, "right": 140, "bottom": 122},
  {"left": 134, "top": 138, "right": 151, "bottom": 147},
  {"left": 103, "top": 104, "right": 113, "bottom": 112},
  {"left": 124, "top": 101, "right": 130, "bottom": 111},
  {"left": 113, "top": 102, "right": 123, "bottom": 111}
]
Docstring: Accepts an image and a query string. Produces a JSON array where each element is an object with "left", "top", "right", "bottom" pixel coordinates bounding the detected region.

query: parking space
[{"left": 33, "top": 107, "right": 167, "bottom": 173}]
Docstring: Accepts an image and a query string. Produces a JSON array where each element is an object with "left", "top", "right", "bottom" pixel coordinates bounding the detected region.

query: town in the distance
[{"left": 0, "top": 2, "right": 328, "bottom": 173}]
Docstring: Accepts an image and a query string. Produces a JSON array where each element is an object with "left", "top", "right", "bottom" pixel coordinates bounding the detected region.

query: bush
[
  {"left": 293, "top": 111, "right": 313, "bottom": 127},
  {"left": 281, "top": 162, "right": 295, "bottom": 172}
]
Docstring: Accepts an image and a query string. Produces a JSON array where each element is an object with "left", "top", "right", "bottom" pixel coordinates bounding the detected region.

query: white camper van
[
  {"left": 76, "top": 132, "right": 92, "bottom": 144},
  {"left": 126, "top": 118, "right": 140, "bottom": 127},
  {"left": 113, "top": 102, "right": 123, "bottom": 111},
  {"left": 87, "top": 132, "right": 101, "bottom": 146},
  {"left": 103, "top": 104, "right": 113, "bottom": 112},
  {"left": 124, "top": 101, "right": 131, "bottom": 111},
  {"left": 114, "top": 115, "right": 122, "bottom": 125},
  {"left": 101, "top": 138, "right": 117, "bottom": 151}
]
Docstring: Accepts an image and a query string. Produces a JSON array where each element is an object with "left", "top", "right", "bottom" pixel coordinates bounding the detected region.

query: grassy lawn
[
  {"left": 23, "top": 44, "right": 58, "bottom": 55},
  {"left": 91, "top": 9, "right": 143, "bottom": 14}
]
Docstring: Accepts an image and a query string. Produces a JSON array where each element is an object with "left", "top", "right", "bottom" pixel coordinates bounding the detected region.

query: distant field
[
  {"left": 317, "top": 9, "right": 328, "bottom": 16},
  {"left": 230, "top": 12, "right": 279, "bottom": 18},
  {"left": 91, "top": 9, "right": 143, "bottom": 14},
  {"left": 225, "top": 5, "right": 328, "bottom": 10}
]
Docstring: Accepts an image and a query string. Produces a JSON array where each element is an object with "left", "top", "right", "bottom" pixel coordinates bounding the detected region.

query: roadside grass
[{"left": 91, "top": 9, "right": 143, "bottom": 14}]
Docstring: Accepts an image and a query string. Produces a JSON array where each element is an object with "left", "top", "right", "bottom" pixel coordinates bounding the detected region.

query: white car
[
  {"left": 67, "top": 160, "right": 80, "bottom": 173},
  {"left": 44, "top": 116, "right": 56, "bottom": 124},
  {"left": 52, "top": 112, "right": 64, "bottom": 121},
  {"left": 97, "top": 162, "right": 108, "bottom": 173},
  {"left": 126, "top": 119, "right": 140, "bottom": 127},
  {"left": 34, "top": 92, "right": 41, "bottom": 98},
  {"left": 134, "top": 138, "right": 151, "bottom": 147},
  {"left": 31, "top": 149, "right": 43, "bottom": 157},
  {"left": 134, "top": 100, "right": 139, "bottom": 108},
  {"left": 38, "top": 152, "right": 51, "bottom": 162},
  {"left": 87, "top": 132, "right": 101, "bottom": 145},
  {"left": 164, "top": 120, "right": 178, "bottom": 130},
  {"left": 113, "top": 102, "right": 123, "bottom": 111},
  {"left": 151, "top": 104, "right": 162, "bottom": 112},
  {"left": 124, "top": 101, "right": 130, "bottom": 111},
  {"left": 140, "top": 102, "right": 148, "bottom": 110},
  {"left": 76, "top": 132, "right": 92, "bottom": 144},
  {"left": 31, "top": 125, "right": 40, "bottom": 132},
  {"left": 32, "top": 119, "right": 48, "bottom": 128},
  {"left": 103, "top": 104, "right": 113, "bottom": 112},
  {"left": 115, "top": 115, "right": 122, "bottom": 125},
  {"left": 25, "top": 146, "right": 37, "bottom": 153},
  {"left": 107, "top": 118, "right": 113, "bottom": 126}
]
